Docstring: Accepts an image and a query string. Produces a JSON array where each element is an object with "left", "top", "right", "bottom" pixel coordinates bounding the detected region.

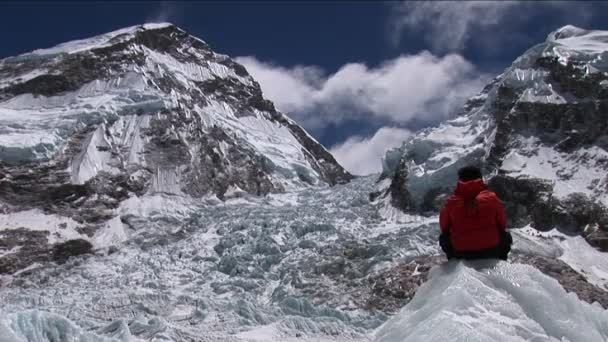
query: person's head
[{"left": 457, "top": 166, "right": 482, "bottom": 182}]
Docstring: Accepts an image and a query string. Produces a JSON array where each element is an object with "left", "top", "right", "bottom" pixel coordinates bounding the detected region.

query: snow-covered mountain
[
  {"left": 376, "top": 25, "right": 608, "bottom": 250},
  {"left": 0, "top": 23, "right": 351, "bottom": 273},
  {"left": 1, "top": 24, "right": 608, "bottom": 342},
  {"left": 0, "top": 23, "right": 350, "bottom": 187}
]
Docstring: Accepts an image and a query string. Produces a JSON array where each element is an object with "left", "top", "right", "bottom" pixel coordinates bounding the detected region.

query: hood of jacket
[{"left": 454, "top": 178, "right": 487, "bottom": 199}]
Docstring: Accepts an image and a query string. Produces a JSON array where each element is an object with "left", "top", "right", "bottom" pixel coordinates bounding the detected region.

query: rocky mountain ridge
[
  {"left": 377, "top": 25, "right": 608, "bottom": 251},
  {"left": 0, "top": 23, "right": 351, "bottom": 273}
]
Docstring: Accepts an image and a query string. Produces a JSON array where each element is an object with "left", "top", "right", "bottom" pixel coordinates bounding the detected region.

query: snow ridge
[{"left": 376, "top": 261, "right": 608, "bottom": 342}]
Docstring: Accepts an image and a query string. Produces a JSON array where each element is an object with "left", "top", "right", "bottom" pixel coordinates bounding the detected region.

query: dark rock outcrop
[
  {"left": 52, "top": 239, "right": 93, "bottom": 264},
  {"left": 489, "top": 175, "right": 608, "bottom": 249},
  {"left": 0, "top": 228, "right": 51, "bottom": 274},
  {"left": 0, "top": 229, "right": 93, "bottom": 274},
  {"left": 420, "top": 187, "right": 450, "bottom": 213},
  {"left": 388, "top": 159, "right": 413, "bottom": 211},
  {"left": 584, "top": 225, "right": 608, "bottom": 251},
  {"left": 488, "top": 175, "right": 555, "bottom": 229}
]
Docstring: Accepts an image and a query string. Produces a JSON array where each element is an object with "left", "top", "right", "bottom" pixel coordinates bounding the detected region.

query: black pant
[{"left": 440, "top": 230, "right": 512, "bottom": 261}]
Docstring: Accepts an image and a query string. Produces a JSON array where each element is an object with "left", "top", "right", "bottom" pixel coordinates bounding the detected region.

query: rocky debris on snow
[
  {"left": 365, "top": 252, "right": 608, "bottom": 315},
  {"left": 0, "top": 227, "right": 93, "bottom": 274},
  {"left": 0, "top": 228, "right": 50, "bottom": 274},
  {"left": 365, "top": 256, "right": 445, "bottom": 313}
]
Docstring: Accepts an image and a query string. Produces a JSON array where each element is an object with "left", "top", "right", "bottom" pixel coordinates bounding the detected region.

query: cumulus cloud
[
  {"left": 389, "top": 1, "right": 598, "bottom": 53},
  {"left": 236, "top": 53, "right": 487, "bottom": 130},
  {"left": 329, "top": 127, "right": 412, "bottom": 175},
  {"left": 235, "top": 58, "right": 323, "bottom": 115}
]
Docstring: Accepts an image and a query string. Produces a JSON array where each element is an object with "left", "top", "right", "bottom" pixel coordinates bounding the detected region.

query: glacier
[
  {"left": 2, "top": 176, "right": 608, "bottom": 341},
  {"left": 3, "top": 259, "right": 608, "bottom": 341}
]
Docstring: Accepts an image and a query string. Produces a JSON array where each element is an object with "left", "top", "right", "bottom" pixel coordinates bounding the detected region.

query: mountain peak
[
  {"left": 377, "top": 21, "right": 608, "bottom": 249},
  {"left": 10, "top": 22, "right": 190, "bottom": 58},
  {"left": 546, "top": 25, "right": 591, "bottom": 42},
  {"left": 0, "top": 21, "right": 351, "bottom": 204}
]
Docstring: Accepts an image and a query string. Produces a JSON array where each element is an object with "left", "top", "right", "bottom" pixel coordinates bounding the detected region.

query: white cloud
[
  {"left": 236, "top": 57, "right": 323, "bottom": 115},
  {"left": 329, "top": 127, "right": 412, "bottom": 175},
  {"left": 237, "top": 53, "right": 487, "bottom": 130},
  {"left": 146, "top": 1, "right": 181, "bottom": 24},
  {"left": 389, "top": 1, "right": 598, "bottom": 53},
  {"left": 389, "top": 1, "right": 517, "bottom": 52}
]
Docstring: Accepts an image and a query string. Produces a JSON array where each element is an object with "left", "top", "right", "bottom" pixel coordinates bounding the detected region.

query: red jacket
[{"left": 440, "top": 179, "right": 508, "bottom": 252}]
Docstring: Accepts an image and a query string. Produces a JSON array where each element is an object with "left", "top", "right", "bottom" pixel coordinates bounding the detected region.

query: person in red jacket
[{"left": 439, "top": 166, "right": 512, "bottom": 260}]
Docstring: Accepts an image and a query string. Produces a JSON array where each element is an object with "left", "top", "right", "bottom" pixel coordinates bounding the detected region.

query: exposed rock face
[
  {"left": 584, "top": 225, "right": 608, "bottom": 251},
  {"left": 0, "top": 23, "right": 350, "bottom": 186},
  {"left": 0, "top": 23, "right": 351, "bottom": 274},
  {"left": 0, "top": 228, "right": 50, "bottom": 274},
  {"left": 52, "top": 239, "right": 93, "bottom": 264},
  {"left": 0, "top": 227, "right": 93, "bottom": 274},
  {"left": 488, "top": 174, "right": 608, "bottom": 251},
  {"left": 487, "top": 175, "right": 555, "bottom": 229},
  {"left": 388, "top": 159, "right": 413, "bottom": 212},
  {"left": 377, "top": 26, "right": 608, "bottom": 249}
]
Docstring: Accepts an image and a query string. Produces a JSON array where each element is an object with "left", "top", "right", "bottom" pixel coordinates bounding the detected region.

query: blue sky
[{"left": 2, "top": 1, "right": 608, "bottom": 174}]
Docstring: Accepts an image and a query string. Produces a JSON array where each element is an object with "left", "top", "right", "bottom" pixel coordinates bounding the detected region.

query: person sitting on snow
[{"left": 439, "top": 166, "right": 512, "bottom": 260}]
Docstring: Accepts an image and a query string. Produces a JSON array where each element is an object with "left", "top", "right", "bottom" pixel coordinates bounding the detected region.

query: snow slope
[
  {"left": 3, "top": 260, "right": 608, "bottom": 341},
  {"left": 375, "top": 261, "right": 608, "bottom": 342},
  {"left": 513, "top": 226, "right": 608, "bottom": 290}
]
